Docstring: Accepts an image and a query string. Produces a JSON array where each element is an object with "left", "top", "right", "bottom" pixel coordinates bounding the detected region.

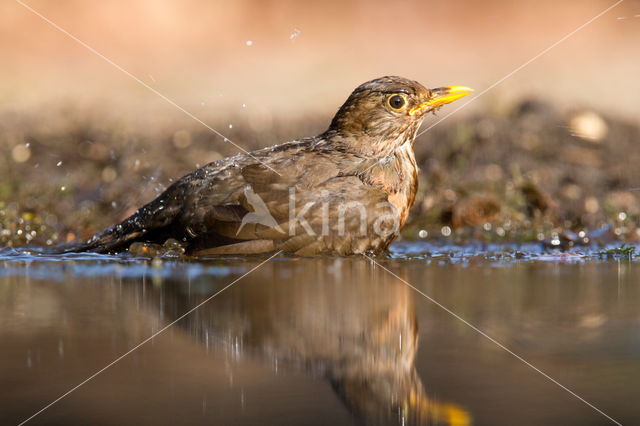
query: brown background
[{"left": 2, "top": 0, "right": 639, "bottom": 121}]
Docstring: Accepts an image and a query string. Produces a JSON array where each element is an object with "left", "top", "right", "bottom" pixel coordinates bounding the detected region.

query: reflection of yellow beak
[
  {"left": 409, "top": 86, "right": 473, "bottom": 115},
  {"left": 408, "top": 390, "right": 473, "bottom": 426}
]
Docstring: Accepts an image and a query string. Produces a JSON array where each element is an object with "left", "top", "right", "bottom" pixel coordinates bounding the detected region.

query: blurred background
[
  {"left": 2, "top": 0, "right": 640, "bottom": 114},
  {"left": 1, "top": 0, "right": 640, "bottom": 246}
]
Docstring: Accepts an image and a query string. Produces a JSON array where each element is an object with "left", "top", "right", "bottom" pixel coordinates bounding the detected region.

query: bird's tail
[
  {"left": 52, "top": 190, "right": 182, "bottom": 254},
  {"left": 51, "top": 213, "right": 147, "bottom": 254}
]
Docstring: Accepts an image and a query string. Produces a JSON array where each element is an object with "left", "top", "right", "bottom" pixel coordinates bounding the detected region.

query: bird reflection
[{"left": 157, "top": 258, "right": 471, "bottom": 426}]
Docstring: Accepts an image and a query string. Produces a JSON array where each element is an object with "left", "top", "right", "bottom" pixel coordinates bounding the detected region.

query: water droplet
[
  {"left": 245, "top": 40, "right": 253, "bottom": 47},
  {"left": 289, "top": 27, "right": 301, "bottom": 40}
]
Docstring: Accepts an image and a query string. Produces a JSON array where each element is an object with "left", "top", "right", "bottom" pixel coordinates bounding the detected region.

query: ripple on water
[
  {"left": 0, "top": 246, "right": 244, "bottom": 281},
  {"left": 388, "top": 240, "right": 639, "bottom": 264},
  {"left": 0, "top": 242, "right": 638, "bottom": 280}
]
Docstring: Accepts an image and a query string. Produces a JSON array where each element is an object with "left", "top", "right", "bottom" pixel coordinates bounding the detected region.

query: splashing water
[{"left": 289, "top": 28, "right": 301, "bottom": 41}]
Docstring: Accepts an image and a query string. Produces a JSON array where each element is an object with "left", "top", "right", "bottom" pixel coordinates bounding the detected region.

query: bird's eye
[{"left": 387, "top": 94, "right": 407, "bottom": 111}]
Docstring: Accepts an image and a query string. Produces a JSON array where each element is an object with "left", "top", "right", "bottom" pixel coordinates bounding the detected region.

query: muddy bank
[{"left": 1, "top": 99, "right": 639, "bottom": 248}]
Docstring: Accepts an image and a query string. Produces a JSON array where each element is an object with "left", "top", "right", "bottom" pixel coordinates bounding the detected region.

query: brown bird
[{"left": 69, "top": 76, "right": 472, "bottom": 256}]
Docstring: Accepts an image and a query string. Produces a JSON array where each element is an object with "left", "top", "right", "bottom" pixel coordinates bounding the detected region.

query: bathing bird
[{"left": 68, "top": 76, "right": 472, "bottom": 255}]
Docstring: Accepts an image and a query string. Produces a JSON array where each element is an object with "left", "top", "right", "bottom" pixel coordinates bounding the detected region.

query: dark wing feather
[
  {"left": 61, "top": 140, "right": 313, "bottom": 253},
  {"left": 57, "top": 180, "right": 188, "bottom": 253}
]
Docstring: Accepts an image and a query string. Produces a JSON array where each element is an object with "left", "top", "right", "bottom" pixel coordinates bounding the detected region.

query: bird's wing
[
  {"left": 66, "top": 139, "right": 325, "bottom": 253},
  {"left": 200, "top": 153, "right": 397, "bottom": 255},
  {"left": 199, "top": 148, "right": 344, "bottom": 240},
  {"left": 66, "top": 138, "right": 394, "bottom": 255}
]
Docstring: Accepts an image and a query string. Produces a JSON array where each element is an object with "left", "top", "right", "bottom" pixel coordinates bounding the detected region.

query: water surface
[{"left": 1, "top": 243, "right": 638, "bottom": 425}]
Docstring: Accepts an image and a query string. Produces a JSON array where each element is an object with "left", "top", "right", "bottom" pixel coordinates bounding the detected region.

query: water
[{"left": 1, "top": 242, "right": 638, "bottom": 425}]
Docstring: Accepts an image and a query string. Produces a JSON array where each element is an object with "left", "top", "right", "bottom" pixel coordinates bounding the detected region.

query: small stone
[
  {"left": 12, "top": 145, "right": 31, "bottom": 163},
  {"left": 585, "top": 197, "right": 599, "bottom": 214},
  {"left": 569, "top": 111, "right": 608, "bottom": 142}
]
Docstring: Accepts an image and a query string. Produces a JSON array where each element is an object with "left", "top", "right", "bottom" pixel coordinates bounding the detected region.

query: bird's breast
[{"left": 365, "top": 143, "right": 418, "bottom": 229}]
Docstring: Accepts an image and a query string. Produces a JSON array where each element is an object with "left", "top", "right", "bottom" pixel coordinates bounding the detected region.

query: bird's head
[{"left": 326, "top": 76, "right": 472, "bottom": 156}]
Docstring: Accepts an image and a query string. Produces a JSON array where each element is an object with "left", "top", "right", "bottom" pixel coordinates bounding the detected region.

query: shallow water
[{"left": 1, "top": 242, "right": 639, "bottom": 425}]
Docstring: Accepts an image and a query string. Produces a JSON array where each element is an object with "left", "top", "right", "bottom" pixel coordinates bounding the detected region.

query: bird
[{"left": 66, "top": 76, "right": 472, "bottom": 256}]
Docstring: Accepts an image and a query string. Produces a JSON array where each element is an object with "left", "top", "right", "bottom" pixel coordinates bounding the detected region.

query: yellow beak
[{"left": 409, "top": 86, "right": 473, "bottom": 115}]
